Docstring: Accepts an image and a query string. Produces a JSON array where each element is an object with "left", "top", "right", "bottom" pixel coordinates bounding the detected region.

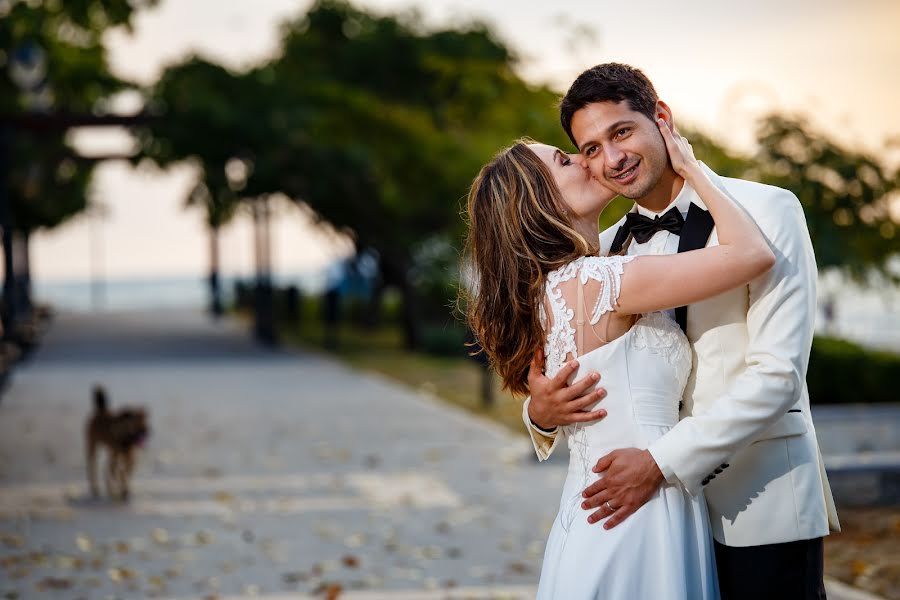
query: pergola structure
[{"left": 0, "top": 112, "right": 277, "bottom": 345}]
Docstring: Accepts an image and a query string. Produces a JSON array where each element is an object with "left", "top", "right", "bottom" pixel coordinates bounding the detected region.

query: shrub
[
  {"left": 421, "top": 322, "right": 469, "bottom": 357},
  {"left": 807, "top": 336, "right": 900, "bottom": 404}
]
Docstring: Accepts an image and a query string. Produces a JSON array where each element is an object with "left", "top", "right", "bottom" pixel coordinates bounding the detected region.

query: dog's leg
[
  {"left": 115, "top": 452, "right": 127, "bottom": 501},
  {"left": 121, "top": 448, "right": 135, "bottom": 501},
  {"left": 86, "top": 434, "right": 100, "bottom": 498},
  {"left": 105, "top": 451, "right": 117, "bottom": 500}
]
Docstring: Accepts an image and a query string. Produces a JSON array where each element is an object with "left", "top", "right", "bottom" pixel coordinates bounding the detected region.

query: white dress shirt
[{"left": 621, "top": 180, "right": 699, "bottom": 320}]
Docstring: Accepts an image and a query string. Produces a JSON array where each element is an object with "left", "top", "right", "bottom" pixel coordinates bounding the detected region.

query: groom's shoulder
[
  {"left": 719, "top": 175, "right": 802, "bottom": 218},
  {"left": 720, "top": 175, "right": 798, "bottom": 205}
]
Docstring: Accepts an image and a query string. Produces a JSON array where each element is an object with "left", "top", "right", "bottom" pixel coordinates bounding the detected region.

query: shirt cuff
[
  {"left": 529, "top": 419, "right": 559, "bottom": 435},
  {"left": 521, "top": 397, "right": 560, "bottom": 461}
]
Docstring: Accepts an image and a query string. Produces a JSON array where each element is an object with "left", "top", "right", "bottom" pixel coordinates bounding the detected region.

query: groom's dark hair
[{"left": 560, "top": 63, "right": 659, "bottom": 147}]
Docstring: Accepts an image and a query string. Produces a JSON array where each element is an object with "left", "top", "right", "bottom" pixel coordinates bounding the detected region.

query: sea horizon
[
  {"left": 32, "top": 270, "right": 900, "bottom": 353},
  {"left": 33, "top": 269, "right": 330, "bottom": 315}
]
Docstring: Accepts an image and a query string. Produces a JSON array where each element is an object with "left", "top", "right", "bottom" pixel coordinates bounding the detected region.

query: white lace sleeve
[
  {"left": 542, "top": 254, "right": 636, "bottom": 377},
  {"left": 578, "top": 255, "right": 636, "bottom": 325}
]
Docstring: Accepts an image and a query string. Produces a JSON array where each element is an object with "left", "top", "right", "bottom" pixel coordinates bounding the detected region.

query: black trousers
[{"left": 714, "top": 537, "right": 826, "bottom": 600}]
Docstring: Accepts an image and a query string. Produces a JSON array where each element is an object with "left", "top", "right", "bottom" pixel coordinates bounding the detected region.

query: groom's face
[{"left": 569, "top": 101, "right": 670, "bottom": 200}]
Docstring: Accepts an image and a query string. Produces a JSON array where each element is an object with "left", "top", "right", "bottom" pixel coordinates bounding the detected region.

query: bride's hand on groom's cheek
[
  {"left": 580, "top": 448, "right": 664, "bottom": 529},
  {"left": 657, "top": 118, "right": 700, "bottom": 181}
]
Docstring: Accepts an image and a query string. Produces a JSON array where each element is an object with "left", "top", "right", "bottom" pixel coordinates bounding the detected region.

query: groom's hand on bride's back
[{"left": 526, "top": 349, "right": 608, "bottom": 430}]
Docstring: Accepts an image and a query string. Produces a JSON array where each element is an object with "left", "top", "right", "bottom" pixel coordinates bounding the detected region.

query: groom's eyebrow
[{"left": 578, "top": 119, "right": 636, "bottom": 153}]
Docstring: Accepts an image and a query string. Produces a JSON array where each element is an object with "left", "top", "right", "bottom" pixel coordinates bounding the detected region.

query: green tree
[
  {"left": 138, "top": 58, "right": 257, "bottom": 315},
  {"left": 263, "top": 0, "right": 571, "bottom": 347},
  {"left": 751, "top": 114, "right": 898, "bottom": 283},
  {"left": 138, "top": 0, "right": 578, "bottom": 347}
]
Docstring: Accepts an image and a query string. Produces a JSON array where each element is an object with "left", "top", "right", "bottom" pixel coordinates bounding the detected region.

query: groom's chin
[
  {"left": 616, "top": 179, "right": 655, "bottom": 201},
  {"left": 607, "top": 184, "right": 639, "bottom": 200}
]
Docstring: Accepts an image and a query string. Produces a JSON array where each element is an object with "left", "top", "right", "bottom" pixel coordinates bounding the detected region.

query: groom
[{"left": 524, "top": 63, "right": 840, "bottom": 599}]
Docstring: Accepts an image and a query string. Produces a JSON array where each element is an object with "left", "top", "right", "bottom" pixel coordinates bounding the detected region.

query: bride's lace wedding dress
[{"left": 535, "top": 255, "right": 719, "bottom": 599}]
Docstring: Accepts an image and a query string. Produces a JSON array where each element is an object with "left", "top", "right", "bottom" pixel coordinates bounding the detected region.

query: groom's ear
[{"left": 654, "top": 100, "right": 675, "bottom": 132}]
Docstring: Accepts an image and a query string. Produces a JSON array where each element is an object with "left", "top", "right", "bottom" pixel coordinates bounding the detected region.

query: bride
[{"left": 462, "top": 121, "right": 774, "bottom": 599}]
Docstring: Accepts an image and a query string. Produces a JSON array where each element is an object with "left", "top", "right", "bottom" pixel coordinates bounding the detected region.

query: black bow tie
[{"left": 623, "top": 207, "right": 685, "bottom": 244}]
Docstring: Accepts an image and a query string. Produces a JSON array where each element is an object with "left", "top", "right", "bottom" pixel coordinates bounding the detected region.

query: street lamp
[
  {"left": 9, "top": 41, "right": 48, "bottom": 98},
  {"left": 1, "top": 41, "right": 155, "bottom": 345}
]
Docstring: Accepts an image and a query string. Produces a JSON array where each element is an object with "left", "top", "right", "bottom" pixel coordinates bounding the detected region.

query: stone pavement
[
  {"left": 0, "top": 311, "right": 879, "bottom": 599},
  {"left": 814, "top": 404, "right": 900, "bottom": 507},
  {"left": 0, "top": 311, "right": 562, "bottom": 599}
]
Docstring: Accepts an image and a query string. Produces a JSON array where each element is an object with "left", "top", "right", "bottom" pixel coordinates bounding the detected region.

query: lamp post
[
  {"left": 88, "top": 202, "right": 107, "bottom": 311},
  {"left": 225, "top": 157, "right": 275, "bottom": 344},
  {"left": 252, "top": 195, "right": 275, "bottom": 345}
]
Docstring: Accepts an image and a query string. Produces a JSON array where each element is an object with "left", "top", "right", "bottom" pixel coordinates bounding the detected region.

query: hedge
[{"left": 807, "top": 336, "right": 900, "bottom": 404}]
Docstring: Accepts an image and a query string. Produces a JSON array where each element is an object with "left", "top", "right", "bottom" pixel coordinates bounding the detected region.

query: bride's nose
[{"left": 570, "top": 153, "right": 588, "bottom": 169}]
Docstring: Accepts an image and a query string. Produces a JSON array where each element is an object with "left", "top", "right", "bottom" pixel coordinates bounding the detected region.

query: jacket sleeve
[
  {"left": 522, "top": 396, "right": 562, "bottom": 460},
  {"left": 647, "top": 189, "right": 817, "bottom": 495}
]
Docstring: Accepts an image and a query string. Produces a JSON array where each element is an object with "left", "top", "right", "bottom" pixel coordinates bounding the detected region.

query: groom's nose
[
  {"left": 571, "top": 153, "right": 588, "bottom": 168},
  {"left": 604, "top": 144, "right": 627, "bottom": 168}
]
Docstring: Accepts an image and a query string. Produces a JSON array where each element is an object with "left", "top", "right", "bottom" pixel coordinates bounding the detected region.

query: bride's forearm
[
  {"left": 683, "top": 166, "right": 765, "bottom": 255},
  {"left": 659, "top": 121, "right": 767, "bottom": 258}
]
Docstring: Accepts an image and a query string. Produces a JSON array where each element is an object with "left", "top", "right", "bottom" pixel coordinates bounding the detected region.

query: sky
[{"left": 32, "top": 0, "right": 900, "bottom": 282}]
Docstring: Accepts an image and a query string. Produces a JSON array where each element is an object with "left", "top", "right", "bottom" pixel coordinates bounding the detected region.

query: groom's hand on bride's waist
[
  {"left": 580, "top": 448, "right": 664, "bottom": 530},
  {"left": 527, "top": 349, "right": 608, "bottom": 429}
]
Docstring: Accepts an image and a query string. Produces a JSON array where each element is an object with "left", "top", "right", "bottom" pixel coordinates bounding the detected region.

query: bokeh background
[{"left": 1, "top": 1, "right": 899, "bottom": 599}]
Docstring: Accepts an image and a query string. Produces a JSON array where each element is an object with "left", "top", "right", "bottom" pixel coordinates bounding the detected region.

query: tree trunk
[
  {"left": 9, "top": 229, "right": 34, "bottom": 350},
  {"left": 364, "top": 270, "right": 385, "bottom": 329},
  {"left": 208, "top": 224, "right": 223, "bottom": 317},
  {"left": 480, "top": 365, "right": 495, "bottom": 408},
  {"left": 398, "top": 274, "right": 421, "bottom": 350},
  {"left": 0, "top": 128, "right": 14, "bottom": 338},
  {"left": 17, "top": 230, "right": 32, "bottom": 315},
  {"left": 380, "top": 257, "right": 421, "bottom": 351}
]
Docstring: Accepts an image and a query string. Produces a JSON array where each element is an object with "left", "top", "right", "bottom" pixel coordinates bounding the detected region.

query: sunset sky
[{"left": 33, "top": 0, "right": 900, "bottom": 282}]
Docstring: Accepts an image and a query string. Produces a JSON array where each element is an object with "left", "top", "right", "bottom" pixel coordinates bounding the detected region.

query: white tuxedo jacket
[{"left": 525, "top": 164, "right": 840, "bottom": 547}]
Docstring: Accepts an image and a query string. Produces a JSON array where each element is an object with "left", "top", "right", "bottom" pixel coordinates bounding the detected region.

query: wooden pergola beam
[{"left": 0, "top": 112, "right": 157, "bottom": 132}]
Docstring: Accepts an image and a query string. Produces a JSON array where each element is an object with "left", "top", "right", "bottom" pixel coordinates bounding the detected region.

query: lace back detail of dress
[
  {"left": 631, "top": 311, "right": 692, "bottom": 392},
  {"left": 542, "top": 254, "right": 635, "bottom": 378},
  {"left": 541, "top": 254, "right": 635, "bottom": 534}
]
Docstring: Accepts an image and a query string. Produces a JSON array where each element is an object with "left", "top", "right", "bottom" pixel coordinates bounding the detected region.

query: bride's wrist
[
  {"left": 527, "top": 403, "right": 554, "bottom": 431},
  {"left": 680, "top": 162, "right": 705, "bottom": 185}
]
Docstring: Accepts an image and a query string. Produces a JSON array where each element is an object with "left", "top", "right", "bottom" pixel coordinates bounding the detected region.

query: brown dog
[{"left": 85, "top": 386, "right": 150, "bottom": 501}]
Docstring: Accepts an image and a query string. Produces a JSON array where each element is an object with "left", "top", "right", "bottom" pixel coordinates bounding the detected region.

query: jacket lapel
[
  {"left": 609, "top": 223, "right": 631, "bottom": 255},
  {"left": 675, "top": 202, "right": 716, "bottom": 332},
  {"left": 607, "top": 206, "right": 637, "bottom": 255}
]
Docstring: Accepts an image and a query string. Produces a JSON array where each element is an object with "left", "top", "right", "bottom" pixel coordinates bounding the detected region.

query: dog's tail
[{"left": 93, "top": 385, "right": 108, "bottom": 413}]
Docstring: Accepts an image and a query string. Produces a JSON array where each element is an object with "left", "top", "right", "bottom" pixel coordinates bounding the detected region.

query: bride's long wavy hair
[{"left": 462, "top": 140, "right": 596, "bottom": 396}]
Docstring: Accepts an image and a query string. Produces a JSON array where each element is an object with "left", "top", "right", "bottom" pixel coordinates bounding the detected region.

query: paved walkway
[
  {"left": 0, "top": 311, "right": 879, "bottom": 599},
  {"left": 0, "top": 311, "right": 562, "bottom": 599}
]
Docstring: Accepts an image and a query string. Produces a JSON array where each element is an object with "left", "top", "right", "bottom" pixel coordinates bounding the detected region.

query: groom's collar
[{"left": 633, "top": 161, "right": 717, "bottom": 218}]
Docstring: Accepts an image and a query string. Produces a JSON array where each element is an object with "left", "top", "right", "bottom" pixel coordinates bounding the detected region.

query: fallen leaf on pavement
[{"left": 36, "top": 577, "right": 72, "bottom": 590}]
